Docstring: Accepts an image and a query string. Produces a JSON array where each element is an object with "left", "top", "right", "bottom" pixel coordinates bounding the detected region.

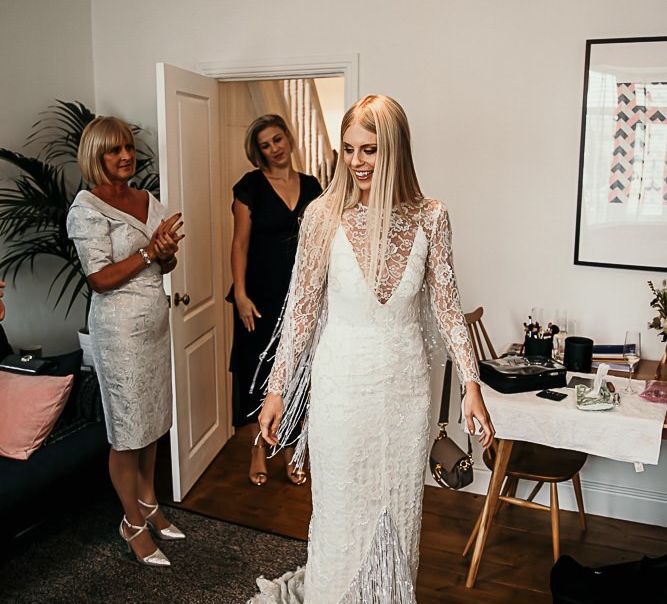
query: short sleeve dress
[
  {"left": 229, "top": 170, "right": 322, "bottom": 427},
  {"left": 66, "top": 190, "right": 172, "bottom": 451}
]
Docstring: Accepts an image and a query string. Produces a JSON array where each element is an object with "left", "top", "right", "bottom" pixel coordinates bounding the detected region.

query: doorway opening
[
  {"left": 201, "top": 75, "right": 344, "bottom": 520},
  {"left": 162, "top": 75, "right": 346, "bottom": 520},
  {"left": 156, "top": 61, "right": 350, "bottom": 505}
]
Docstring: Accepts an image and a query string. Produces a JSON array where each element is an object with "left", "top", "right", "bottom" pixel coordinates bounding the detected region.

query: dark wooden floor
[{"left": 156, "top": 426, "right": 667, "bottom": 604}]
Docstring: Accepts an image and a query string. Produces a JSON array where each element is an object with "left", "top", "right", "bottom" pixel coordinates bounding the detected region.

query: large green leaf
[
  {"left": 0, "top": 151, "right": 71, "bottom": 238},
  {"left": 26, "top": 100, "right": 96, "bottom": 164}
]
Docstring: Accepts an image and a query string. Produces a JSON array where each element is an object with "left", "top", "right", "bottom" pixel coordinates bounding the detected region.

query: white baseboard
[{"left": 426, "top": 467, "right": 667, "bottom": 527}]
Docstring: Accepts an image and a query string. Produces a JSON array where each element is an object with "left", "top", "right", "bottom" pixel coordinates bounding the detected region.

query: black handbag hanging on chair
[{"left": 429, "top": 359, "right": 474, "bottom": 490}]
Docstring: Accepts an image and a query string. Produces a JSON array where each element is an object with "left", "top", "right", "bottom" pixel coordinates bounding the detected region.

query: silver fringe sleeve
[{"left": 249, "top": 201, "right": 330, "bottom": 470}]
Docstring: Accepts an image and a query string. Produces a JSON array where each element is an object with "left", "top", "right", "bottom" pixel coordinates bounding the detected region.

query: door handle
[{"left": 173, "top": 292, "right": 190, "bottom": 306}]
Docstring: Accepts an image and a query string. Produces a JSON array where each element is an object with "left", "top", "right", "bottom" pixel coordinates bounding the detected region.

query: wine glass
[
  {"left": 623, "top": 331, "right": 641, "bottom": 394},
  {"left": 554, "top": 310, "right": 568, "bottom": 362}
]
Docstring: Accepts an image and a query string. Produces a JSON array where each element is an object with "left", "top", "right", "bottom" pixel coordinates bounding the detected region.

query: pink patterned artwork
[{"left": 609, "top": 82, "right": 667, "bottom": 204}]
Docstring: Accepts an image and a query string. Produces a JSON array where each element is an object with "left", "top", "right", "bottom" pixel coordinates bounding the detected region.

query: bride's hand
[
  {"left": 464, "top": 382, "right": 495, "bottom": 449},
  {"left": 258, "top": 393, "right": 284, "bottom": 446}
]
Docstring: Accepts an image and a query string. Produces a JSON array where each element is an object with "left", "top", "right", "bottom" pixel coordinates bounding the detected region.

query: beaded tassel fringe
[
  {"left": 246, "top": 509, "right": 416, "bottom": 604},
  {"left": 248, "top": 275, "right": 328, "bottom": 472},
  {"left": 339, "top": 508, "right": 417, "bottom": 604}
]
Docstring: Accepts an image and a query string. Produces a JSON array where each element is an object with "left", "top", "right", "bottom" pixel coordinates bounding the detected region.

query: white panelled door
[{"left": 156, "top": 63, "right": 231, "bottom": 501}]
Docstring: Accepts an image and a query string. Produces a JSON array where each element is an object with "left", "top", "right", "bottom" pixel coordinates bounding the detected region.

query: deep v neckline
[
  {"left": 337, "top": 225, "right": 423, "bottom": 307},
  {"left": 261, "top": 171, "right": 302, "bottom": 213},
  {"left": 89, "top": 190, "right": 150, "bottom": 224},
  {"left": 82, "top": 190, "right": 153, "bottom": 239}
]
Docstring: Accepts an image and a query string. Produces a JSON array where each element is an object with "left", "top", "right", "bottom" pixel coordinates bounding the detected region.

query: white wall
[{"left": 0, "top": 0, "right": 95, "bottom": 354}]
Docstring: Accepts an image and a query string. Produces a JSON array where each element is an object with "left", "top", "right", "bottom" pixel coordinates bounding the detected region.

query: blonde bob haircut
[
  {"left": 77, "top": 116, "right": 135, "bottom": 186},
  {"left": 244, "top": 114, "right": 295, "bottom": 170},
  {"left": 319, "top": 94, "right": 424, "bottom": 290}
]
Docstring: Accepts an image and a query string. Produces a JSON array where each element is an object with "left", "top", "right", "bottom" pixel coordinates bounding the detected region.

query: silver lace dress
[
  {"left": 66, "top": 190, "right": 172, "bottom": 451},
  {"left": 249, "top": 198, "right": 480, "bottom": 603}
]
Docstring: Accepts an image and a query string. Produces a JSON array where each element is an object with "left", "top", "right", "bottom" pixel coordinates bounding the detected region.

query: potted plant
[
  {"left": 0, "top": 100, "right": 158, "bottom": 365},
  {"left": 648, "top": 280, "right": 667, "bottom": 380}
]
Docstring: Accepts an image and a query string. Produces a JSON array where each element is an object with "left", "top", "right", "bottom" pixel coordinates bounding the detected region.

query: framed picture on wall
[{"left": 574, "top": 36, "right": 667, "bottom": 272}]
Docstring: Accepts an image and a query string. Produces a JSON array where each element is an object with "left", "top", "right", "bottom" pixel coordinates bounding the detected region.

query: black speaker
[{"left": 563, "top": 336, "right": 594, "bottom": 372}]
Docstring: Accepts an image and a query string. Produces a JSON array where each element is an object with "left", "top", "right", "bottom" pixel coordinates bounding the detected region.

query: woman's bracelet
[{"left": 138, "top": 248, "right": 152, "bottom": 266}]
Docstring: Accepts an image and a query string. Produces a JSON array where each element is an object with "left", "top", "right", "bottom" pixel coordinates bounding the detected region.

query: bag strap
[
  {"left": 438, "top": 359, "right": 453, "bottom": 424},
  {"left": 440, "top": 359, "right": 472, "bottom": 456}
]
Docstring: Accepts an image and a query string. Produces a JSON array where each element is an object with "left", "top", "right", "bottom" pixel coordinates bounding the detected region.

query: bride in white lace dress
[{"left": 249, "top": 95, "right": 495, "bottom": 603}]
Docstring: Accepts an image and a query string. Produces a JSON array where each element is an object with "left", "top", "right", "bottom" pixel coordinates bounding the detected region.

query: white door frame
[
  {"left": 196, "top": 53, "right": 360, "bottom": 108},
  {"left": 163, "top": 54, "right": 357, "bottom": 495}
]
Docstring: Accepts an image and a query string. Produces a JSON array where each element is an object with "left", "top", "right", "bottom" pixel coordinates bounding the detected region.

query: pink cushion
[{"left": 0, "top": 372, "right": 73, "bottom": 460}]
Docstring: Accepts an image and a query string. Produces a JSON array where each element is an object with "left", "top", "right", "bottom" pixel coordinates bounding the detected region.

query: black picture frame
[{"left": 574, "top": 36, "right": 667, "bottom": 273}]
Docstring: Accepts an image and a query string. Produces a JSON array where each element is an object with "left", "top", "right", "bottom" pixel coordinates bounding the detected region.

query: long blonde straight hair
[{"left": 316, "top": 94, "right": 423, "bottom": 291}]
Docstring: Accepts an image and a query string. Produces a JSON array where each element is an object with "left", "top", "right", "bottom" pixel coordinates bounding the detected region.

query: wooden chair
[{"left": 459, "top": 307, "right": 587, "bottom": 563}]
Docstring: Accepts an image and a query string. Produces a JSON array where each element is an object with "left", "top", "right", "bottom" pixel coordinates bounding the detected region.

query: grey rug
[{"left": 0, "top": 492, "right": 306, "bottom": 603}]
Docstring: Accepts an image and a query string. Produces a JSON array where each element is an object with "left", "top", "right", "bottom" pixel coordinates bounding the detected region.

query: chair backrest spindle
[{"left": 463, "top": 307, "right": 497, "bottom": 362}]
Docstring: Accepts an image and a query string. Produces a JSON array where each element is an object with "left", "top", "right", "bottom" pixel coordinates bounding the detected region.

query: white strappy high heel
[
  {"left": 119, "top": 516, "right": 171, "bottom": 567},
  {"left": 138, "top": 499, "right": 186, "bottom": 541}
]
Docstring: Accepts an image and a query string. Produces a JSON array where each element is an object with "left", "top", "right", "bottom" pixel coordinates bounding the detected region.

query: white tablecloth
[{"left": 482, "top": 373, "right": 667, "bottom": 465}]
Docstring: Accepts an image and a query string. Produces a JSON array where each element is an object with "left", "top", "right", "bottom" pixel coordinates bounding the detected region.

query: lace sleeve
[
  {"left": 424, "top": 201, "right": 480, "bottom": 388},
  {"left": 266, "top": 202, "right": 327, "bottom": 395},
  {"left": 253, "top": 200, "right": 329, "bottom": 465}
]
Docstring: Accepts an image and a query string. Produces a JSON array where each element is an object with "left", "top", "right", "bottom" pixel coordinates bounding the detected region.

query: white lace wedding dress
[{"left": 249, "top": 198, "right": 479, "bottom": 604}]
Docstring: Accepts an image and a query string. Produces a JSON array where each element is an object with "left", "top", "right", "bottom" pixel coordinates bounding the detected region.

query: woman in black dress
[{"left": 230, "top": 114, "right": 322, "bottom": 486}]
